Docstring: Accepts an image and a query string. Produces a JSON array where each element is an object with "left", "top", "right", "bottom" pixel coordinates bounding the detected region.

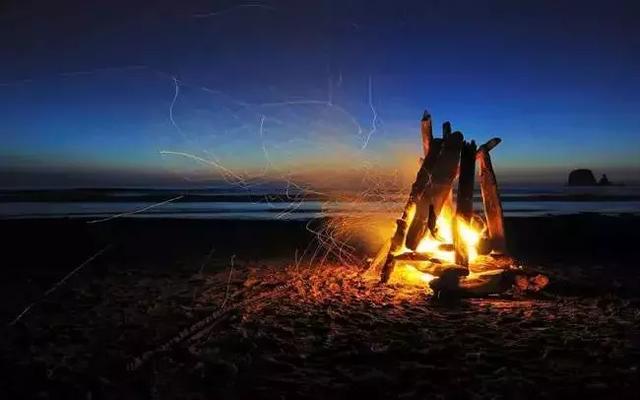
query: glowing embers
[{"left": 388, "top": 264, "right": 435, "bottom": 286}]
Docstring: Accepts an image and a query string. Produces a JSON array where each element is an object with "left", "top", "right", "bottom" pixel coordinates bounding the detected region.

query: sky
[{"left": 1, "top": 0, "right": 639, "bottom": 188}]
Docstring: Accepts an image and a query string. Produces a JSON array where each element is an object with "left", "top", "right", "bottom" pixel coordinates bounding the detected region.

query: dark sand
[{"left": 1, "top": 215, "right": 639, "bottom": 399}]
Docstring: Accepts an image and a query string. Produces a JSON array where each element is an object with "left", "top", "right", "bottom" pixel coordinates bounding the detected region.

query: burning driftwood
[
  {"left": 477, "top": 139, "right": 507, "bottom": 254},
  {"left": 371, "top": 110, "right": 547, "bottom": 296}
]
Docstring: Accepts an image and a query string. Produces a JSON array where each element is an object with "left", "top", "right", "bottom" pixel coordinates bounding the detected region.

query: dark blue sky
[{"left": 1, "top": 0, "right": 639, "bottom": 187}]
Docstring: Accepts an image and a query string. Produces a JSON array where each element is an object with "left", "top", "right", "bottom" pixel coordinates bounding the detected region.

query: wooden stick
[
  {"left": 442, "top": 121, "right": 452, "bottom": 139},
  {"left": 379, "top": 135, "right": 442, "bottom": 282},
  {"left": 478, "top": 137, "right": 501, "bottom": 153},
  {"left": 379, "top": 203, "right": 415, "bottom": 283},
  {"left": 421, "top": 110, "right": 433, "bottom": 156},
  {"left": 477, "top": 142, "right": 507, "bottom": 254},
  {"left": 454, "top": 140, "right": 477, "bottom": 266},
  {"left": 456, "top": 140, "right": 477, "bottom": 221}
]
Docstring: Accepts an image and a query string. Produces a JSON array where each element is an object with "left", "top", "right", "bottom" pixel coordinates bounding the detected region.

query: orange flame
[
  {"left": 414, "top": 204, "right": 483, "bottom": 264},
  {"left": 390, "top": 202, "right": 486, "bottom": 286}
]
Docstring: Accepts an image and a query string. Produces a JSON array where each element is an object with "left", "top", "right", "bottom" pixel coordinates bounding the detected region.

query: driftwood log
[
  {"left": 379, "top": 111, "right": 440, "bottom": 283},
  {"left": 420, "top": 110, "right": 433, "bottom": 156},
  {"left": 477, "top": 138, "right": 507, "bottom": 254},
  {"left": 454, "top": 140, "right": 477, "bottom": 266},
  {"left": 405, "top": 125, "right": 463, "bottom": 250}
]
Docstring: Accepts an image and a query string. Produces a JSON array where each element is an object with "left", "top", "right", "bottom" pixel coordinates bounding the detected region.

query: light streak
[
  {"left": 59, "top": 65, "right": 147, "bottom": 77},
  {"left": 220, "top": 255, "right": 235, "bottom": 310},
  {"left": 193, "top": 3, "right": 276, "bottom": 19},
  {"left": 258, "top": 114, "right": 274, "bottom": 170},
  {"left": 19, "top": 62, "right": 399, "bottom": 270},
  {"left": 0, "top": 65, "right": 148, "bottom": 87},
  {"left": 169, "top": 76, "right": 186, "bottom": 139},
  {"left": 361, "top": 74, "right": 378, "bottom": 150},
  {"left": 8, "top": 245, "right": 112, "bottom": 326},
  {"left": 0, "top": 18, "right": 405, "bottom": 274},
  {"left": 159, "top": 150, "right": 248, "bottom": 186},
  {"left": 86, "top": 195, "right": 184, "bottom": 224}
]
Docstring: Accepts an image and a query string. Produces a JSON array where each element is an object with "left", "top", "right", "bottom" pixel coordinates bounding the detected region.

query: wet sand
[{"left": 1, "top": 215, "right": 639, "bottom": 398}]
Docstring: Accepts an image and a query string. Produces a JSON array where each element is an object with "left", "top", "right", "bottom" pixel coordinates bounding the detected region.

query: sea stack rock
[
  {"left": 598, "top": 174, "right": 611, "bottom": 186},
  {"left": 568, "top": 169, "right": 597, "bottom": 186}
]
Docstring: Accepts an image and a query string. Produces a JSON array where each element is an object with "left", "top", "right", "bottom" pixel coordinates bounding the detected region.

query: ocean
[{"left": 1, "top": 185, "right": 639, "bottom": 220}]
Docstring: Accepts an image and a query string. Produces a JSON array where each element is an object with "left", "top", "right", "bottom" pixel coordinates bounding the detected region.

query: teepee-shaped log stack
[{"left": 377, "top": 110, "right": 506, "bottom": 283}]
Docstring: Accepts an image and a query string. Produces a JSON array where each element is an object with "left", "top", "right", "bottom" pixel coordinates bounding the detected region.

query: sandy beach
[{"left": 1, "top": 215, "right": 639, "bottom": 399}]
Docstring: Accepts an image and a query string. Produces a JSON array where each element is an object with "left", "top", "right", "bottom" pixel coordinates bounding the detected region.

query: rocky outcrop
[
  {"left": 568, "top": 169, "right": 615, "bottom": 186},
  {"left": 598, "top": 174, "right": 611, "bottom": 186},
  {"left": 568, "top": 169, "right": 597, "bottom": 186}
]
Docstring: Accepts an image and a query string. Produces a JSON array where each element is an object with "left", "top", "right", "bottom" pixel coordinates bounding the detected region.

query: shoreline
[{"left": 1, "top": 213, "right": 638, "bottom": 262}]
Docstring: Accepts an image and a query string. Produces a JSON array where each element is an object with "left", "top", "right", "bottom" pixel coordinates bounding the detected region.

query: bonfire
[{"left": 369, "top": 111, "right": 548, "bottom": 296}]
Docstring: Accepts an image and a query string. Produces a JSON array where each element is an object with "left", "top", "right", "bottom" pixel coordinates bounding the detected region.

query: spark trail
[
  {"left": 157, "top": 72, "right": 397, "bottom": 269},
  {"left": 8, "top": 245, "right": 112, "bottom": 326},
  {"left": 193, "top": 3, "right": 276, "bottom": 19},
  {"left": 361, "top": 75, "right": 378, "bottom": 150},
  {"left": 169, "top": 76, "right": 186, "bottom": 139},
  {"left": 86, "top": 195, "right": 184, "bottom": 224},
  {"left": 258, "top": 114, "right": 274, "bottom": 171},
  {"left": 159, "top": 150, "right": 249, "bottom": 186}
]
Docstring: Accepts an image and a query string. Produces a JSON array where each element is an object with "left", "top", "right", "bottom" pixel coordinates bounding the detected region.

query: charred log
[{"left": 454, "top": 140, "right": 477, "bottom": 266}]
